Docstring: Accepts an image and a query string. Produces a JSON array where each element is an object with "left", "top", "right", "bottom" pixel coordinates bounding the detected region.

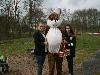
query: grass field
[
  {"left": 74, "top": 33, "right": 100, "bottom": 64},
  {"left": 95, "top": 72, "right": 100, "bottom": 75},
  {"left": 0, "top": 33, "right": 100, "bottom": 64},
  {"left": 0, "top": 38, "right": 34, "bottom": 56}
]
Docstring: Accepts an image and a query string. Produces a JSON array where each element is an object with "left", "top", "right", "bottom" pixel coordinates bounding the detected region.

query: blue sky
[{"left": 42, "top": 0, "right": 100, "bottom": 12}]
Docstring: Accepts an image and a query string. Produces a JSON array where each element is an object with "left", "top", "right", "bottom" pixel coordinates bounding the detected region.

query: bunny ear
[{"left": 53, "top": 8, "right": 61, "bottom": 14}]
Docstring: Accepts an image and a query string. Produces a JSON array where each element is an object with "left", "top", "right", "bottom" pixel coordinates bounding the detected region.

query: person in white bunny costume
[
  {"left": 46, "top": 8, "right": 63, "bottom": 75},
  {"left": 46, "top": 8, "right": 62, "bottom": 53}
]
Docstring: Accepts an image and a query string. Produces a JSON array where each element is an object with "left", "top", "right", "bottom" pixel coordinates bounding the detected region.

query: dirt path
[
  {"left": 4, "top": 50, "right": 100, "bottom": 75},
  {"left": 74, "top": 50, "right": 100, "bottom": 75},
  {"left": 4, "top": 54, "right": 68, "bottom": 75}
]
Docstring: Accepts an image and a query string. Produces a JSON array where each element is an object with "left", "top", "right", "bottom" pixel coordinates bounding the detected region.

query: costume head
[{"left": 47, "top": 8, "right": 62, "bottom": 28}]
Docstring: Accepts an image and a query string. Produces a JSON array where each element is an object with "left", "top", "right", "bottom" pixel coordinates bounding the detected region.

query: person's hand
[
  {"left": 44, "top": 41, "right": 48, "bottom": 45},
  {"left": 63, "top": 39, "right": 67, "bottom": 43}
]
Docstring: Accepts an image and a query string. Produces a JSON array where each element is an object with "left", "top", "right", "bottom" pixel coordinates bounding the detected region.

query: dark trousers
[
  {"left": 35, "top": 55, "right": 46, "bottom": 75},
  {"left": 66, "top": 56, "right": 73, "bottom": 75},
  {"left": 48, "top": 54, "right": 63, "bottom": 75}
]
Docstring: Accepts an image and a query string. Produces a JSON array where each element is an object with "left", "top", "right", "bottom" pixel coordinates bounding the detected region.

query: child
[{"left": 0, "top": 55, "right": 9, "bottom": 74}]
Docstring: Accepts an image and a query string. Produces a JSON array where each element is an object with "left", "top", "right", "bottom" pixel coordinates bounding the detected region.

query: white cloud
[{"left": 42, "top": 0, "right": 100, "bottom": 12}]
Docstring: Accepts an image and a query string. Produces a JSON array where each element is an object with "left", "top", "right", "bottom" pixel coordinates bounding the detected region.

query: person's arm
[
  {"left": 71, "top": 36, "right": 76, "bottom": 57},
  {"left": 33, "top": 32, "right": 45, "bottom": 45},
  {"left": 73, "top": 37, "right": 76, "bottom": 47},
  {"left": 34, "top": 32, "right": 48, "bottom": 46},
  {"left": 67, "top": 35, "right": 76, "bottom": 47}
]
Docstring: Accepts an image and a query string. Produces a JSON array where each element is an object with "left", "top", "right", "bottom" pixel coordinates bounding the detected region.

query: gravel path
[{"left": 74, "top": 50, "right": 100, "bottom": 75}]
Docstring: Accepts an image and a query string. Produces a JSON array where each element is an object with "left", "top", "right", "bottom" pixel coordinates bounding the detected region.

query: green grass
[
  {"left": 0, "top": 33, "right": 100, "bottom": 64},
  {"left": 95, "top": 72, "right": 100, "bottom": 75},
  {"left": 74, "top": 33, "right": 100, "bottom": 64},
  {"left": 0, "top": 37, "right": 34, "bottom": 56}
]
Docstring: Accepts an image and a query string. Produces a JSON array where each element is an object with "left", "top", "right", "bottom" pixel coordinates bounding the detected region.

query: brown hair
[
  {"left": 36, "top": 22, "right": 46, "bottom": 27},
  {"left": 64, "top": 24, "right": 76, "bottom": 37}
]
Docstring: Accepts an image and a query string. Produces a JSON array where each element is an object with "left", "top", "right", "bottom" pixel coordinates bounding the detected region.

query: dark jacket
[
  {"left": 33, "top": 30, "right": 46, "bottom": 56},
  {"left": 64, "top": 33, "right": 76, "bottom": 57}
]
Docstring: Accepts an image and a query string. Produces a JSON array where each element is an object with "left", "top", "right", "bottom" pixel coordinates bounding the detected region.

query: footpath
[
  {"left": 73, "top": 50, "right": 100, "bottom": 75},
  {"left": 3, "top": 50, "right": 100, "bottom": 75}
]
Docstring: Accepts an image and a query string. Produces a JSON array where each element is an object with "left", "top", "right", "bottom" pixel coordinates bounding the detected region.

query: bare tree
[{"left": 72, "top": 8, "right": 100, "bottom": 33}]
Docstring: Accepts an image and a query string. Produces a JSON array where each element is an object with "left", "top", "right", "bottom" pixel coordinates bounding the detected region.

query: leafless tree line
[
  {"left": 0, "top": 0, "right": 100, "bottom": 41},
  {"left": 71, "top": 9, "right": 100, "bottom": 33},
  {"left": 0, "top": 0, "right": 44, "bottom": 40}
]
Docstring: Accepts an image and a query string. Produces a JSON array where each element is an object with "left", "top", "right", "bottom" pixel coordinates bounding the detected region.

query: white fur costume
[{"left": 46, "top": 9, "right": 62, "bottom": 53}]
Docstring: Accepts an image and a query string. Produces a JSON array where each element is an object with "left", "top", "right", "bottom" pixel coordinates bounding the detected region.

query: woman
[
  {"left": 63, "top": 24, "right": 76, "bottom": 75},
  {"left": 33, "top": 22, "right": 47, "bottom": 75}
]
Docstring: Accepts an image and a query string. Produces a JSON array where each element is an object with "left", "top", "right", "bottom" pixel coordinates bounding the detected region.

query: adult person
[
  {"left": 33, "top": 22, "right": 47, "bottom": 75},
  {"left": 46, "top": 8, "right": 63, "bottom": 75},
  {"left": 63, "top": 24, "right": 76, "bottom": 75}
]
